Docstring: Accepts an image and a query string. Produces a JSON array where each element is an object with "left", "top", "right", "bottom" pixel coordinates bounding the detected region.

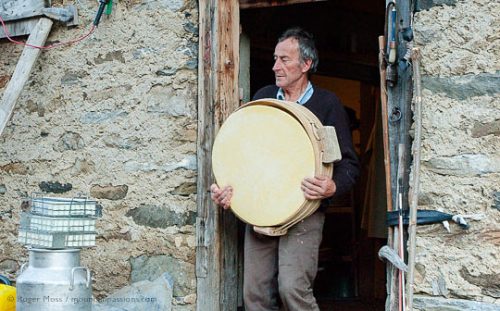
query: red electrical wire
[{"left": 0, "top": 14, "right": 95, "bottom": 50}]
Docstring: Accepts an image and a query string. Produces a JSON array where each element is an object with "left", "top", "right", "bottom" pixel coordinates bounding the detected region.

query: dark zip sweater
[{"left": 253, "top": 84, "right": 360, "bottom": 203}]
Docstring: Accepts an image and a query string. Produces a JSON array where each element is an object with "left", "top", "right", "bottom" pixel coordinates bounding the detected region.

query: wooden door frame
[
  {"left": 195, "top": 1, "right": 414, "bottom": 310},
  {"left": 384, "top": 0, "right": 413, "bottom": 310},
  {"left": 195, "top": 1, "right": 240, "bottom": 310}
]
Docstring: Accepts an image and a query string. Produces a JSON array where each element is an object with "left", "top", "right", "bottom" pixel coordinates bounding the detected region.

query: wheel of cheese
[{"left": 212, "top": 99, "right": 338, "bottom": 235}]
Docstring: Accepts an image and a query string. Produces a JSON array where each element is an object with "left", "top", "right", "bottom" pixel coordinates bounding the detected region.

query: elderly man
[{"left": 211, "top": 27, "right": 359, "bottom": 311}]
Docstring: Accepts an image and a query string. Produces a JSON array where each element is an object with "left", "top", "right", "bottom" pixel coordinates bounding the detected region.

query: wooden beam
[
  {"left": 384, "top": 0, "right": 414, "bottom": 310},
  {"left": 216, "top": 0, "right": 241, "bottom": 126},
  {"left": 240, "top": 0, "right": 326, "bottom": 9},
  {"left": 217, "top": 1, "right": 241, "bottom": 310},
  {"left": 0, "top": 17, "right": 53, "bottom": 136},
  {"left": 196, "top": 1, "right": 219, "bottom": 309},
  {"left": 196, "top": 1, "right": 240, "bottom": 310},
  {"left": 378, "top": 36, "right": 393, "bottom": 214},
  {"left": 0, "top": 18, "right": 40, "bottom": 39},
  {"left": 407, "top": 47, "right": 423, "bottom": 311}
]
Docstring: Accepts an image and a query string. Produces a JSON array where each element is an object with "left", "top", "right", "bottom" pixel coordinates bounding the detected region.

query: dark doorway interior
[{"left": 240, "top": 1, "right": 387, "bottom": 310}]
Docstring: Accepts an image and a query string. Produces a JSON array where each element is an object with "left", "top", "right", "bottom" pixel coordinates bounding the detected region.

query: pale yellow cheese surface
[{"left": 212, "top": 105, "right": 315, "bottom": 226}]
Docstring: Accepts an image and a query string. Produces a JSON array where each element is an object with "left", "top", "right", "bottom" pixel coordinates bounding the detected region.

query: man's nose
[{"left": 272, "top": 59, "right": 281, "bottom": 71}]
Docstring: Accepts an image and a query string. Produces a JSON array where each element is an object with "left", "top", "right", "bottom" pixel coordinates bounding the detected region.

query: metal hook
[{"left": 390, "top": 107, "right": 402, "bottom": 122}]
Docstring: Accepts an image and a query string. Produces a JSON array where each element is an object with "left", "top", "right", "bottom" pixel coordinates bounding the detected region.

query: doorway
[{"left": 240, "top": 1, "right": 387, "bottom": 310}]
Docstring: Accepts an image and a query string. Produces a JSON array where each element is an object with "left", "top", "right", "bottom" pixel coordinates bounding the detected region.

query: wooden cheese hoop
[{"left": 212, "top": 99, "right": 339, "bottom": 236}]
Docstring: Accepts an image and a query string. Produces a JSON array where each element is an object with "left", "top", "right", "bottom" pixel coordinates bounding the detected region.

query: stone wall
[
  {"left": 0, "top": 0, "right": 199, "bottom": 310},
  {"left": 413, "top": 0, "right": 499, "bottom": 308}
]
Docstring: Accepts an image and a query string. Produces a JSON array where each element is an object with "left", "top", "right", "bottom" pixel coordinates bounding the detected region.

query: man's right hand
[{"left": 210, "top": 184, "right": 233, "bottom": 209}]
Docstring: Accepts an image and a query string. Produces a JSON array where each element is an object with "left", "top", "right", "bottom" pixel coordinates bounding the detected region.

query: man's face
[{"left": 272, "top": 38, "right": 311, "bottom": 89}]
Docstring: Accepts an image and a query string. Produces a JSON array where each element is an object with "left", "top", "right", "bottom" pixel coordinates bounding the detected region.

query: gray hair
[{"left": 278, "top": 27, "right": 319, "bottom": 74}]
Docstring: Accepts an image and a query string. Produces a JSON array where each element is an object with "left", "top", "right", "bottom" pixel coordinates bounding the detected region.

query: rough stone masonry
[
  {"left": 0, "top": 0, "right": 199, "bottom": 310},
  {"left": 413, "top": 0, "right": 500, "bottom": 309}
]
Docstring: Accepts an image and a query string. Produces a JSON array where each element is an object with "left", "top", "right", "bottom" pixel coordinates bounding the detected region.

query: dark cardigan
[{"left": 253, "top": 84, "right": 360, "bottom": 203}]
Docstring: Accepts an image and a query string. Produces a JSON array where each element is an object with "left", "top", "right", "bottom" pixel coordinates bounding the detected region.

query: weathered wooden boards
[
  {"left": 383, "top": 0, "right": 414, "bottom": 309},
  {"left": 0, "top": 17, "right": 53, "bottom": 136},
  {"left": 0, "top": 0, "right": 47, "bottom": 38},
  {"left": 196, "top": 1, "right": 241, "bottom": 311}
]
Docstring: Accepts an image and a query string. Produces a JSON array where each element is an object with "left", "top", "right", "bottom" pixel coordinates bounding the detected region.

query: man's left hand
[{"left": 301, "top": 176, "right": 337, "bottom": 200}]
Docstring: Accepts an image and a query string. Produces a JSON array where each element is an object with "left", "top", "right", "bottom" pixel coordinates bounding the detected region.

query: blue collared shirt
[{"left": 277, "top": 82, "right": 314, "bottom": 105}]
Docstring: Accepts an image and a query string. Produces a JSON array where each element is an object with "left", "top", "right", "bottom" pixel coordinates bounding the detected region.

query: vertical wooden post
[
  {"left": 377, "top": 36, "right": 393, "bottom": 215},
  {"left": 217, "top": 2, "right": 240, "bottom": 309},
  {"left": 384, "top": 0, "right": 414, "bottom": 310},
  {"left": 195, "top": 1, "right": 220, "bottom": 309},
  {"left": 196, "top": 1, "right": 240, "bottom": 310},
  {"left": 407, "top": 48, "right": 423, "bottom": 311}
]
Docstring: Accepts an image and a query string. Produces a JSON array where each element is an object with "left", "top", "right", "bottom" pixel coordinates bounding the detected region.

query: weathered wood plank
[
  {"left": 0, "top": 18, "right": 40, "bottom": 38},
  {"left": 216, "top": 2, "right": 240, "bottom": 310},
  {"left": 216, "top": 0, "right": 240, "bottom": 128},
  {"left": 0, "top": 0, "right": 46, "bottom": 16},
  {"left": 196, "top": 1, "right": 240, "bottom": 311},
  {"left": 0, "top": 17, "right": 53, "bottom": 136},
  {"left": 196, "top": 0, "right": 220, "bottom": 309},
  {"left": 384, "top": 0, "right": 414, "bottom": 310},
  {"left": 377, "top": 36, "right": 393, "bottom": 214},
  {"left": 0, "top": 0, "right": 47, "bottom": 38},
  {"left": 407, "top": 47, "right": 423, "bottom": 311}
]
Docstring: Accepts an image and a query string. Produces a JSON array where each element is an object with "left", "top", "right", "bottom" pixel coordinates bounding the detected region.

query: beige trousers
[{"left": 243, "top": 211, "right": 325, "bottom": 311}]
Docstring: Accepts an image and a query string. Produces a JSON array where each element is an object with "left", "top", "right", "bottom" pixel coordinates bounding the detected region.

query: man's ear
[{"left": 301, "top": 59, "right": 313, "bottom": 73}]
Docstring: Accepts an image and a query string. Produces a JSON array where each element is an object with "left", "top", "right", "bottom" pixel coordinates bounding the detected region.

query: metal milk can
[{"left": 16, "top": 248, "right": 92, "bottom": 311}]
